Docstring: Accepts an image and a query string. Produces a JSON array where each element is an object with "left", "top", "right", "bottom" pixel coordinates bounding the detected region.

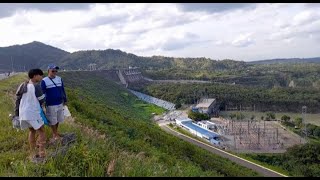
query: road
[
  {"left": 0, "top": 72, "right": 21, "bottom": 80},
  {"left": 160, "top": 125, "right": 288, "bottom": 177},
  {"left": 152, "top": 79, "right": 212, "bottom": 84}
]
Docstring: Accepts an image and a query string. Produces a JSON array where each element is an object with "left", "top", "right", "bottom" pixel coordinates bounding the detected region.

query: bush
[
  {"left": 187, "top": 110, "right": 210, "bottom": 121},
  {"left": 281, "top": 115, "right": 290, "bottom": 122}
]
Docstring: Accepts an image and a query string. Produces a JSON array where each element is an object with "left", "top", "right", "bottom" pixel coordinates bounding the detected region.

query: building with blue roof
[{"left": 175, "top": 118, "right": 221, "bottom": 145}]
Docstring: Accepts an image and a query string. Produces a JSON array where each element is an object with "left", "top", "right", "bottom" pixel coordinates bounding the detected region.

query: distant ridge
[
  {"left": 1, "top": 41, "right": 320, "bottom": 73},
  {"left": 248, "top": 57, "right": 320, "bottom": 64}
]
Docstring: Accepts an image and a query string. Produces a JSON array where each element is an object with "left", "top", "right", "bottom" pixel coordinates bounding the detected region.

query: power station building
[
  {"left": 175, "top": 117, "right": 221, "bottom": 145},
  {"left": 194, "top": 98, "right": 219, "bottom": 116}
]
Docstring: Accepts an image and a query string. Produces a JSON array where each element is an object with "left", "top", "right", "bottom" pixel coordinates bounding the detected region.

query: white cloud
[
  {"left": 0, "top": 3, "right": 320, "bottom": 61},
  {"left": 231, "top": 33, "right": 254, "bottom": 47},
  {"left": 292, "top": 10, "right": 319, "bottom": 26}
]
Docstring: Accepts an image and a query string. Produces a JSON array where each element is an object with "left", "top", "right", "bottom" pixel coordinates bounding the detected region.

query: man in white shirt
[{"left": 15, "top": 69, "right": 46, "bottom": 160}]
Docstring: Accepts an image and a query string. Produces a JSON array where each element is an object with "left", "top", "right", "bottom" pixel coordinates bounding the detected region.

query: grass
[
  {"left": 235, "top": 153, "right": 290, "bottom": 177},
  {"left": 220, "top": 111, "right": 320, "bottom": 126},
  {"left": 0, "top": 72, "right": 261, "bottom": 177},
  {"left": 60, "top": 71, "right": 260, "bottom": 177}
]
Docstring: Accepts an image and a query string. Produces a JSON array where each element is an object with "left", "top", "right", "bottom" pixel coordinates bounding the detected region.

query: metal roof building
[{"left": 175, "top": 118, "right": 220, "bottom": 145}]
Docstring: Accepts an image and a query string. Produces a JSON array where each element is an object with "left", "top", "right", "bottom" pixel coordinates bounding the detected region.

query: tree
[
  {"left": 266, "top": 112, "right": 276, "bottom": 120},
  {"left": 175, "top": 102, "right": 182, "bottom": 109},
  {"left": 313, "top": 127, "right": 320, "bottom": 137},
  {"left": 261, "top": 116, "right": 264, "bottom": 121},
  {"left": 294, "top": 117, "right": 303, "bottom": 127},
  {"left": 229, "top": 113, "right": 236, "bottom": 120},
  {"left": 281, "top": 115, "right": 291, "bottom": 123},
  {"left": 187, "top": 110, "right": 209, "bottom": 121},
  {"left": 306, "top": 124, "right": 317, "bottom": 137}
]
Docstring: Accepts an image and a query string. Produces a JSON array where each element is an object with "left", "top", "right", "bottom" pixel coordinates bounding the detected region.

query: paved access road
[{"left": 160, "top": 125, "right": 288, "bottom": 177}]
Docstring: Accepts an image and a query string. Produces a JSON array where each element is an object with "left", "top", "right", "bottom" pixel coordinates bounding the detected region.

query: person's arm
[
  {"left": 34, "top": 83, "right": 46, "bottom": 106},
  {"left": 61, "top": 79, "right": 67, "bottom": 105},
  {"left": 40, "top": 80, "right": 47, "bottom": 107},
  {"left": 14, "top": 82, "right": 27, "bottom": 116},
  {"left": 41, "top": 80, "right": 46, "bottom": 94}
]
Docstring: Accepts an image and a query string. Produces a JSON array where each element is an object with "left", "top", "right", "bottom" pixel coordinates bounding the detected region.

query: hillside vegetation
[
  {"left": 243, "top": 143, "right": 320, "bottom": 177},
  {"left": 134, "top": 82, "right": 320, "bottom": 113},
  {"left": 0, "top": 73, "right": 260, "bottom": 177},
  {"left": 2, "top": 41, "right": 320, "bottom": 90},
  {"left": 0, "top": 41, "right": 69, "bottom": 72}
]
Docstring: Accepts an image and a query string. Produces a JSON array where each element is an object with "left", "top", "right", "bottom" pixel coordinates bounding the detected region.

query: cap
[{"left": 48, "top": 64, "right": 60, "bottom": 70}]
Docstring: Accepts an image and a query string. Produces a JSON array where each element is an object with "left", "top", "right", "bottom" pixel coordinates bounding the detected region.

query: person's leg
[
  {"left": 54, "top": 104, "right": 64, "bottom": 138},
  {"left": 37, "top": 126, "right": 46, "bottom": 158},
  {"left": 51, "top": 123, "right": 60, "bottom": 139},
  {"left": 28, "top": 128, "right": 37, "bottom": 157},
  {"left": 46, "top": 105, "right": 60, "bottom": 140}
]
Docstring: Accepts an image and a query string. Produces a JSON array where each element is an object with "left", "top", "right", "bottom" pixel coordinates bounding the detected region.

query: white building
[
  {"left": 175, "top": 118, "right": 221, "bottom": 145},
  {"left": 197, "top": 121, "right": 216, "bottom": 130}
]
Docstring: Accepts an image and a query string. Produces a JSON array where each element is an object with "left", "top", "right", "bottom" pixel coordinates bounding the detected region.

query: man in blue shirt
[{"left": 41, "top": 64, "right": 67, "bottom": 143}]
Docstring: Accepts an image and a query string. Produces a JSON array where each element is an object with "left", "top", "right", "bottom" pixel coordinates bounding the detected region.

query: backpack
[{"left": 9, "top": 114, "right": 21, "bottom": 129}]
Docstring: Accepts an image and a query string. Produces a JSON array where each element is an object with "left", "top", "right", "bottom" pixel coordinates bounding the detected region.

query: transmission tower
[{"left": 302, "top": 106, "right": 307, "bottom": 140}]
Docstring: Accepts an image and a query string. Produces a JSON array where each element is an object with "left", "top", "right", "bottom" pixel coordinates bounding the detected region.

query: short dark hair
[{"left": 28, "top": 69, "right": 44, "bottom": 79}]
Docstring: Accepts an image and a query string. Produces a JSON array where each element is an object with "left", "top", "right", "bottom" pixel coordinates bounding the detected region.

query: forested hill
[
  {"left": 248, "top": 57, "right": 320, "bottom": 65},
  {"left": 0, "top": 41, "right": 246, "bottom": 72},
  {"left": 1, "top": 41, "right": 320, "bottom": 73},
  {"left": 59, "top": 50, "right": 247, "bottom": 71},
  {"left": 0, "top": 41, "right": 69, "bottom": 72}
]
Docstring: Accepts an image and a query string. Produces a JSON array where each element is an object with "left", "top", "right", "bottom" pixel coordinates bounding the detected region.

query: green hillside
[
  {"left": 0, "top": 41, "right": 69, "bottom": 73},
  {"left": 135, "top": 82, "right": 320, "bottom": 113},
  {"left": 0, "top": 72, "right": 260, "bottom": 177}
]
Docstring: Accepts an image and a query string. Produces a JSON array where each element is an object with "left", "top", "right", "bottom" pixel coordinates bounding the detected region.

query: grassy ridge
[
  {"left": 0, "top": 72, "right": 260, "bottom": 176},
  {"left": 60, "top": 71, "right": 260, "bottom": 177}
]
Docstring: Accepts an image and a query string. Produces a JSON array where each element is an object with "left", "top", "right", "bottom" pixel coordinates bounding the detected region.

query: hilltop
[{"left": 0, "top": 41, "right": 69, "bottom": 72}]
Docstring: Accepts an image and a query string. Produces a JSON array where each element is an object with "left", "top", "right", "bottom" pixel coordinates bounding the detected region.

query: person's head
[
  {"left": 47, "top": 64, "right": 59, "bottom": 78},
  {"left": 28, "top": 69, "right": 44, "bottom": 82}
]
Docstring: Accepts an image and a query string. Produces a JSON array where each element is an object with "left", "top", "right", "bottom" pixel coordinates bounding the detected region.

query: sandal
[
  {"left": 48, "top": 137, "right": 61, "bottom": 145},
  {"left": 31, "top": 154, "right": 46, "bottom": 164}
]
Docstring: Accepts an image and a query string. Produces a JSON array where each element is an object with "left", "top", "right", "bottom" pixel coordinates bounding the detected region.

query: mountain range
[{"left": 0, "top": 41, "right": 319, "bottom": 72}]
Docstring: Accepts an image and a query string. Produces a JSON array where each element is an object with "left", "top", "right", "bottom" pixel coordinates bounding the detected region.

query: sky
[{"left": 0, "top": 3, "right": 320, "bottom": 61}]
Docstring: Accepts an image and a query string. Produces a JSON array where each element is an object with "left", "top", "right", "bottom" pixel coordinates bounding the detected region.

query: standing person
[
  {"left": 41, "top": 64, "right": 67, "bottom": 143},
  {"left": 15, "top": 69, "right": 46, "bottom": 160}
]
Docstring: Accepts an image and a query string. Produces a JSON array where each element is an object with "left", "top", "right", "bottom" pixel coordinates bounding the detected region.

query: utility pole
[
  {"left": 11, "top": 56, "right": 14, "bottom": 72},
  {"left": 234, "top": 126, "right": 236, "bottom": 150},
  {"left": 264, "top": 119, "right": 266, "bottom": 136},
  {"left": 258, "top": 127, "right": 260, "bottom": 146},
  {"left": 302, "top": 106, "right": 307, "bottom": 140},
  {"left": 239, "top": 127, "right": 241, "bottom": 145},
  {"left": 276, "top": 128, "right": 279, "bottom": 144}
]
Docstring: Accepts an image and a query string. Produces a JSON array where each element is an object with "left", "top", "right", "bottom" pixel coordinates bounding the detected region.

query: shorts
[
  {"left": 46, "top": 103, "right": 64, "bottom": 126},
  {"left": 20, "top": 119, "right": 44, "bottom": 130}
]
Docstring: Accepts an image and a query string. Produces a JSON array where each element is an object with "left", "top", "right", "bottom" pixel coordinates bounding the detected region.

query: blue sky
[{"left": 0, "top": 3, "right": 320, "bottom": 61}]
